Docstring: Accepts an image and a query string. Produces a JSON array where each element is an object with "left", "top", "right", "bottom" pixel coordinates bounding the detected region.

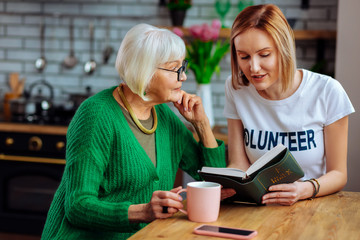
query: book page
[
  {"left": 200, "top": 167, "right": 246, "bottom": 178},
  {"left": 245, "top": 144, "right": 286, "bottom": 177}
]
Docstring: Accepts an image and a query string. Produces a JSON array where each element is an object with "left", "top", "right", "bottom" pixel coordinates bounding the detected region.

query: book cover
[{"left": 199, "top": 145, "right": 304, "bottom": 205}]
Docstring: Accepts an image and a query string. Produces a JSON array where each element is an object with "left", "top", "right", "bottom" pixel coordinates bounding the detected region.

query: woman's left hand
[
  {"left": 173, "top": 90, "right": 207, "bottom": 124},
  {"left": 262, "top": 181, "right": 307, "bottom": 206},
  {"left": 221, "top": 188, "right": 236, "bottom": 201}
]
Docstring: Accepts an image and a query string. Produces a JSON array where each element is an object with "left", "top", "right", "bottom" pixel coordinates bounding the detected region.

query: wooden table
[{"left": 129, "top": 191, "right": 360, "bottom": 240}]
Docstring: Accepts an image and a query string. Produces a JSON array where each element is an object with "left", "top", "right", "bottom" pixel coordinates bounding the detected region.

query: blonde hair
[
  {"left": 230, "top": 4, "right": 296, "bottom": 91},
  {"left": 115, "top": 24, "right": 185, "bottom": 100}
]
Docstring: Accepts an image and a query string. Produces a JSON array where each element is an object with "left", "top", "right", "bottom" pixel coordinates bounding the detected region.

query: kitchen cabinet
[
  {"left": 0, "top": 122, "right": 227, "bottom": 234},
  {"left": 0, "top": 122, "right": 66, "bottom": 235}
]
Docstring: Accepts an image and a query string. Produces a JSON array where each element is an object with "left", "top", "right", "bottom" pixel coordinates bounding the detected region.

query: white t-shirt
[{"left": 224, "top": 69, "right": 355, "bottom": 179}]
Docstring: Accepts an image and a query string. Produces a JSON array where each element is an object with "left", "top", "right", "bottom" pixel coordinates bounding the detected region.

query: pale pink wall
[{"left": 335, "top": 0, "right": 360, "bottom": 191}]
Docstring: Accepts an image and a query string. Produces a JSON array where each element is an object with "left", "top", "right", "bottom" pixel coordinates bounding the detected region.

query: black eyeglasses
[{"left": 158, "top": 60, "right": 188, "bottom": 81}]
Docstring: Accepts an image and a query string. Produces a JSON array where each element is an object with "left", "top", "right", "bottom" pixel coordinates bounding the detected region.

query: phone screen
[{"left": 197, "top": 225, "right": 254, "bottom": 236}]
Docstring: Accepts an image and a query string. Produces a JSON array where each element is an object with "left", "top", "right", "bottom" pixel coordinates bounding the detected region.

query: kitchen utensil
[
  {"left": 8, "top": 96, "right": 26, "bottom": 118},
  {"left": 26, "top": 79, "right": 54, "bottom": 101},
  {"left": 84, "top": 23, "right": 97, "bottom": 75},
  {"left": 4, "top": 92, "right": 20, "bottom": 121},
  {"left": 12, "top": 79, "right": 55, "bottom": 123},
  {"left": 9, "top": 73, "right": 19, "bottom": 93},
  {"left": 102, "top": 20, "right": 114, "bottom": 64},
  {"left": 62, "top": 19, "right": 77, "bottom": 69},
  {"left": 15, "top": 78, "right": 26, "bottom": 96},
  {"left": 35, "top": 23, "right": 47, "bottom": 72}
]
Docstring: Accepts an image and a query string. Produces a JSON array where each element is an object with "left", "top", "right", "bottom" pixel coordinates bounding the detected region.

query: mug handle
[{"left": 176, "top": 188, "right": 187, "bottom": 215}]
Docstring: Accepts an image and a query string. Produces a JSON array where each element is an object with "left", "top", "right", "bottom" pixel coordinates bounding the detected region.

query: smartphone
[{"left": 194, "top": 224, "right": 257, "bottom": 240}]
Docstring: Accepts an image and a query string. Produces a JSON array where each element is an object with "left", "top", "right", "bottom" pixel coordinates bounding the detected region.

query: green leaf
[{"left": 185, "top": 39, "right": 230, "bottom": 84}]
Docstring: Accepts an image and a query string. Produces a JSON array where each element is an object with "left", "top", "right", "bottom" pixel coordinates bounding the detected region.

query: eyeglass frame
[{"left": 157, "top": 60, "right": 188, "bottom": 81}]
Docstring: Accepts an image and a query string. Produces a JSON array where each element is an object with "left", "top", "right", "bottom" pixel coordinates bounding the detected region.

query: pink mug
[{"left": 177, "top": 181, "right": 221, "bottom": 222}]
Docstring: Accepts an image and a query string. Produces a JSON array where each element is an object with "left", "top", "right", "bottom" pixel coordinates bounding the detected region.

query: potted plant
[
  {"left": 173, "top": 19, "right": 230, "bottom": 127},
  {"left": 167, "top": 0, "right": 192, "bottom": 26}
]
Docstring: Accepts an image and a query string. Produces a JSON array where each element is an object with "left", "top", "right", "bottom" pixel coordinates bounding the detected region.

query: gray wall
[
  {"left": 336, "top": 0, "right": 360, "bottom": 192},
  {"left": 0, "top": 0, "right": 338, "bottom": 126}
]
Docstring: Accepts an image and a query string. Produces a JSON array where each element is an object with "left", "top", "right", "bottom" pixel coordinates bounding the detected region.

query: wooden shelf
[
  {"left": 162, "top": 26, "right": 336, "bottom": 40},
  {"left": 163, "top": 26, "right": 336, "bottom": 68},
  {"left": 293, "top": 30, "right": 336, "bottom": 40},
  {"left": 0, "top": 122, "right": 68, "bottom": 135}
]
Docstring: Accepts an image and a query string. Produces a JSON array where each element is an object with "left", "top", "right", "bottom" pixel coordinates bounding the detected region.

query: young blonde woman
[
  {"left": 224, "top": 4, "right": 354, "bottom": 206},
  {"left": 42, "top": 24, "right": 235, "bottom": 240}
]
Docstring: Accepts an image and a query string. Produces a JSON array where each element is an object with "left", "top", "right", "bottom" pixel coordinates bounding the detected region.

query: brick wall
[{"left": 0, "top": 0, "right": 338, "bottom": 125}]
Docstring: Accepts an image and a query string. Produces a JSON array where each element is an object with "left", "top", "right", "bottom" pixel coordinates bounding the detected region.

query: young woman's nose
[{"left": 250, "top": 57, "right": 261, "bottom": 73}]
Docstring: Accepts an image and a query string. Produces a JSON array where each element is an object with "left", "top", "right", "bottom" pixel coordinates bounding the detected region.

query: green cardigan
[{"left": 41, "top": 87, "right": 226, "bottom": 240}]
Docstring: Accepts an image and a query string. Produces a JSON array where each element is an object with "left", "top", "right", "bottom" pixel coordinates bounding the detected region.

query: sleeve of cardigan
[
  {"left": 63, "top": 101, "right": 141, "bottom": 233},
  {"left": 176, "top": 122, "right": 227, "bottom": 180}
]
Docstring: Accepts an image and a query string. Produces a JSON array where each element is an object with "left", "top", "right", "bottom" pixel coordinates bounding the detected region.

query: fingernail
[
  {"left": 184, "top": 107, "right": 187, "bottom": 111},
  {"left": 179, "top": 196, "right": 182, "bottom": 201},
  {"left": 177, "top": 100, "right": 181, "bottom": 104}
]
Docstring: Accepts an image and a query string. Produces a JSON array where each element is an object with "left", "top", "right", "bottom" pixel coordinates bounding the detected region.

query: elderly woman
[{"left": 41, "top": 24, "right": 235, "bottom": 240}]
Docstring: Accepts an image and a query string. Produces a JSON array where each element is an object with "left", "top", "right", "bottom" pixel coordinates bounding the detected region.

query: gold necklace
[{"left": 117, "top": 85, "right": 157, "bottom": 135}]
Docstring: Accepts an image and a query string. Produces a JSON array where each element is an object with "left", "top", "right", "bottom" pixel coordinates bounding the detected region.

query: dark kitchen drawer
[{"left": 0, "top": 132, "right": 66, "bottom": 159}]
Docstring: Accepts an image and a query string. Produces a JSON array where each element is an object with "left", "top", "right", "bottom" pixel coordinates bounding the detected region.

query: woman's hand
[
  {"left": 221, "top": 188, "right": 236, "bottom": 201},
  {"left": 142, "top": 186, "right": 184, "bottom": 222},
  {"left": 173, "top": 90, "right": 218, "bottom": 148},
  {"left": 262, "top": 181, "right": 312, "bottom": 206},
  {"left": 173, "top": 90, "right": 207, "bottom": 124}
]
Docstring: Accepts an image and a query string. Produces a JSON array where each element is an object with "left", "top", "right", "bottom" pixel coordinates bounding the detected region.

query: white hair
[{"left": 115, "top": 23, "right": 185, "bottom": 101}]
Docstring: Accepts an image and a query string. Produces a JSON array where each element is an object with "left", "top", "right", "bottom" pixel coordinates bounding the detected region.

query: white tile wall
[
  {"left": 7, "top": 2, "right": 41, "bottom": 13},
  {"left": 0, "top": 0, "right": 338, "bottom": 126}
]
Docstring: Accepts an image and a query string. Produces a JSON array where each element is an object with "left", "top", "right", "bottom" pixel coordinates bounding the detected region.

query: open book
[
  {"left": 199, "top": 144, "right": 304, "bottom": 205},
  {"left": 201, "top": 144, "right": 289, "bottom": 180}
]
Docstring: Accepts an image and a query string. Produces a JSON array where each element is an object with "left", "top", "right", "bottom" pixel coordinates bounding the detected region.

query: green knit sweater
[{"left": 41, "top": 87, "right": 226, "bottom": 240}]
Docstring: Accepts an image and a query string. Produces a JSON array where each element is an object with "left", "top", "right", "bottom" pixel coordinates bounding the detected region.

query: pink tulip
[
  {"left": 211, "top": 28, "right": 220, "bottom": 40},
  {"left": 183, "top": 19, "right": 230, "bottom": 85},
  {"left": 189, "top": 24, "right": 203, "bottom": 39},
  {"left": 188, "top": 20, "right": 221, "bottom": 42},
  {"left": 211, "top": 19, "right": 222, "bottom": 30},
  {"left": 173, "top": 27, "right": 184, "bottom": 38},
  {"left": 199, "top": 24, "right": 213, "bottom": 42}
]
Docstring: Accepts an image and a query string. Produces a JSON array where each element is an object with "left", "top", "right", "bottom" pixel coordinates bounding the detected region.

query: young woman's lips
[{"left": 251, "top": 74, "right": 267, "bottom": 82}]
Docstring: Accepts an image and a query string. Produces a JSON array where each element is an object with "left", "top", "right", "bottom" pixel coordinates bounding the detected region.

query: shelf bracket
[
  {"left": 159, "top": 0, "right": 166, "bottom": 6},
  {"left": 315, "top": 39, "right": 326, "bottom": 73},
  {"left": 301, "top": 0, "right": 310, "bottom": 9}
]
